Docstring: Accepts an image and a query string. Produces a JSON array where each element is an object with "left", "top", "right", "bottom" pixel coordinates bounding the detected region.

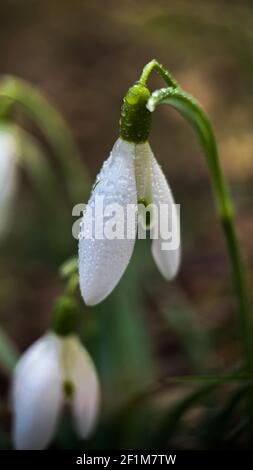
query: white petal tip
[
  {"left": 151, "top": 241, "right": 181, "bottom": 282},
  {"left": 70, "top": 339, "right": 101, "bottom": 439},
  {"left": 82, "top": 295, "right": 102, "bottom": 307},
  {"left": 79, "top": 283, "right": 111, "bottom": 306}
]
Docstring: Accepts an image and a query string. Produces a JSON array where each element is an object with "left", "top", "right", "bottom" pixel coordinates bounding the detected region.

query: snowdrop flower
[
  {"left": 79, "top": 82, "right": 180, "bottom": 305},
  {"left": 11, "top": 297, "right": 100, "bottom": 450},
  {"left": 0, "top": 126, "right": 17, "bottom": 239}
]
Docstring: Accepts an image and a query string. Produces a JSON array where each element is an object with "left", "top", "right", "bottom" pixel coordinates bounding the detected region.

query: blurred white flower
[
  {"left": 12, "top": 332, "right": 100, "bottom": 450},
  {"left": 79, "top": 137, "right": 180, "bottom": 306},
  {"left": 0, "top": 127, "right": 17, "bottom": 239}
]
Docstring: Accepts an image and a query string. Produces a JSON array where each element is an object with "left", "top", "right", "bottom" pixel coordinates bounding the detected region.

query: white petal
[
  {"left": 0, "top": 129, "right": 17, "bottom": 239},
  {"left": 150, "top": 151, "right": 181, "bottom": 280},
  {"left": 12, "top": 332, "right": 63, "bottom": 450},
  {"left": 65, "top": 336, "right": 100, "bottom": 439},
  {"left": 78, "top": 138, "right": 137, "bottom": 305}
]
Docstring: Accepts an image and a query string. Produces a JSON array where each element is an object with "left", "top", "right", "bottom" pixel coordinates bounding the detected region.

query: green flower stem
[
  {"left": 147, "top": 83, "right": 253, "bottom": 433},
  {"left": 59, "top": 256, "right": 79, "bottom": 295},
  {"left": 60, "top": 256, "right": 78, "bottom": 279},
  {"left": 120, "top": 60, "right": 179, "bottom": 143},
  {"left": 51, "top": 259, "right": 80, "bottom": 337},
  {"left": 139, "top": 59, "right": 178, "bottom": 89},
  {"left": 52, "top": 295, "right": 79, "bottom": 337},
  {"left": 0, "top": 76, "right": 91, "bottom": 204}
]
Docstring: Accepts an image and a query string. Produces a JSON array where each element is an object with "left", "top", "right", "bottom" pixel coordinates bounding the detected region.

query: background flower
[
  {"left": 0, "top": 127, "right": 17, "bottom": 239},
  {"left": 12, "top": 332, "right": 100, "bottom": 450}
]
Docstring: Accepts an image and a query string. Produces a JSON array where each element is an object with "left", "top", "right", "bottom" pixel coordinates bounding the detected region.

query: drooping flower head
[
  {"left": 79, "top": 75, "right": 181, "bottom": 306},
  {"left": 11, "top": 297, "right": 100, "bottom": 450}
]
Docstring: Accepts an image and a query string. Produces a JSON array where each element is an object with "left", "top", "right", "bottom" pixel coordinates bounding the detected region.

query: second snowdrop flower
[
  {"left": 11, "top": 297, "right": 100, "bottom": 450},
  {"left": 79, "top": 78, "right": 181, "bottom": 306}
]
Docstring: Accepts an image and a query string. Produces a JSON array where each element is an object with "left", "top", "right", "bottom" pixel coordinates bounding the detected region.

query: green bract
[
  {"left": 52, "top": 296, "right": 78, "bottom": 337},
  {"left": 120, "top": 82, "right": 151, "bottom": 143}
]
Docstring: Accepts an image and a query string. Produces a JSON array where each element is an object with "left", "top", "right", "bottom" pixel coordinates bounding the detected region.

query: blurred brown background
[{"left": 0, "top": 0, "right": 253, "bottom": 448}]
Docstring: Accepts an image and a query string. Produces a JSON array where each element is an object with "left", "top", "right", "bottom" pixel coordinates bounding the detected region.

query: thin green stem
[
  {"left": 52, "top": 295, "right": 79, "bottom": 337},
  {"left": 147, "top": 83, "right": 253, "bottom": 434},
  {"left": 149, "top": 88, "right": 252, "bottom": 367},
  {"left": 139, "top": 59, "right": 178, "bottom": 88}
]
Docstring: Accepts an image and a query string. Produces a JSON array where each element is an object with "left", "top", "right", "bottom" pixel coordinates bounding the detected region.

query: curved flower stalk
[
  {"left": 79, "top": 83, "right": 181, "bottom": 306},
  {"left": 146, "top": 87, "right": 253, "bottom": 366},
  {"left": 141, "top": 61, "right": 253, "bottom": 431},
  {"left": 0, "top": 126, "right": 17, "bottom": 239},
  {"left": 11, "top": 298, "right": 100, "bottom": 450}
]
